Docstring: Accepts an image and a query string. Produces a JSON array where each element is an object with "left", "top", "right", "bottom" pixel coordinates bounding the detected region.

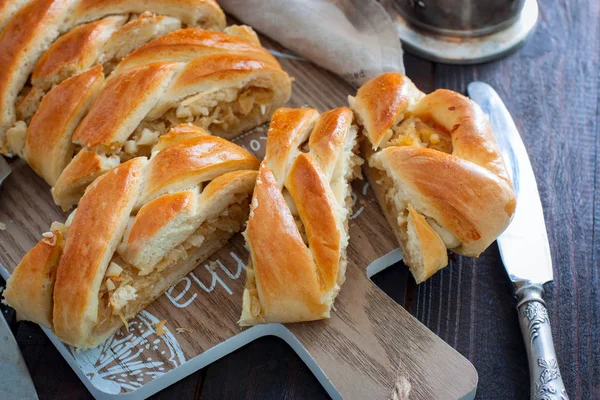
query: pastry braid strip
[
  {"left": 22, "top": 65, "right": 104, "bottom": 185},
  {"left": 0, "top": 0, "right": 78, "bottom": 153},
  {"left": 52, "top": 156, "right": 147, "bottom": 346}
]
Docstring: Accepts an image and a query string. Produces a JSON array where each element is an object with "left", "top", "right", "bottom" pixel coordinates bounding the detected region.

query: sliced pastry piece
[
  {"left": 349, "top": 72, "right": 516, "bottom": 283},
  {"left": 239, "top": 107, "right": 363, "bottom": 326},
  {"left": 0, "top": 0, "right": 225, "bottom": 155},
  {"left": 4, "top": 124, "right": 259, "bottom": 348}
]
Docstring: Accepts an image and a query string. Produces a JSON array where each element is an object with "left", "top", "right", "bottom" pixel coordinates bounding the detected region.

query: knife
[
  {"left": 0, "top": 308, "right": 39, "bottom": 399},
  {"left": 0, "top": 156, "right": 10, "bottom": 186},
  {"left": 468, "top": 82, "right": 568, "bottom": 399},
  {"left": 1, "top": 157, "right": 38, "bottom": 399}
]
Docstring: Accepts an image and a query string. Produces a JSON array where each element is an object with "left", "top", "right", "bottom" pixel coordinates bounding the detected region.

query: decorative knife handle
[{"left": 516, "top": 283, "right": 568, "bottom": 400}]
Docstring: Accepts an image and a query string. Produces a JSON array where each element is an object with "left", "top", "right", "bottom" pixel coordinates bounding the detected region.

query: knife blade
[
  {"left": 468, "top": 82, "right": 568, "bottom": 399},
  {"left": 0, "top": 310, "right": 39, "bottom": 399},
  {"left": 0, "top": 158, "right": 36, "bottom": 398},
  {"left": 468, "top": 81, "right": 552, "bottom": 286},
  {"left": 0, "top": 156, "right": 10, "bottom": 186}
]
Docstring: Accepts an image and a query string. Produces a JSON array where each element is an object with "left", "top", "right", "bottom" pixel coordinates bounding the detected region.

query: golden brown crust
[
  {"left": 240, "top": 108, "right": 360, "bottom": 326},
  {"left": 52, "top": 148, "right": 120, "bottom": 210},
  {"left": 140, "top": 135, "right": 260, "bottom": 204},
  {"left": 3, "top": 230, "right": 63, "bottom": 328},
  {"left": 169, "top": 52, "right": 283, "bottom": 93},
  {"left": 122, "top": 189, "right": 197, "bottom": 270},
  {"left": 70, "top": 0, "right": 226, "bottom": 30},
  {"left": 286, "top": 153, "right": 340, "bottom": 291},
  {"left": 99, "top": 13, "right": 182, "bottom": 74},
  {"left": 411, "top": 89, "right": 511, "bottom": 182},
  {"left": 199, "top": 169, "right": 257, "bottom": 201},
  {"left": 245, "top": 164, "right": 327, "bottom": 323},
  {"left": 129, "top": 191, "right": 196, "bottom": 246},
  {"left": 265, "top": 107, "right": 319, "bottom": 186},
  {"left": 0, "top": 0, "right": 28, "bottom": 32},
  {"left": 18, "top": 12, "right": 184, "bottom": 123},
  {"left": 0, "top": 0, "right": 228, "bottom": 155},
  {"left": 149, "top": 51, "right": 291, "bottom": 124},
  {"left": 53, "top": 157, "right": 146, "bottom": 347},
  {"left": 116, "top": 28, "right": 277, "bottom": 73},
  {"left": 352, "top": 73, "right": 516, "bottom": 282},
  {"left": 152, "top": 123, "right": 210, "bottom": 152},
  {"left": 72, "top": 62, "right": 182, "bottom": 150},
  {"left": 372, "top": 146, "right": 514, "bottom": 256},
  {"left": 0, "top": 0, "right": 75, "bottom": 153},
  {"left": 308, "top": 107, "right": 353, "bottom": 178},
  {"left": 6, "top": 24, "right": 289, "bottom": 204},
  {"left": 31, "top": 17, "right": 123, "bottom": 91},
  {"left": 13, "top": 25, "right": 289, "bottom": 207},
  {"left": 26, "top": 65, "right": 104, "bottom": 186},
  {"left": 350, "top": 72, "right": 424, "bottom": 149},
  {"left": 406, "top": 204, "right": 448, "bottom": 283}
]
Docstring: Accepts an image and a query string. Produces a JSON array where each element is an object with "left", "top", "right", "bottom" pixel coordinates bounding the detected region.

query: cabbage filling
[
  {"left": 386, "top": 116, "right": 453, "bottom": 154},
  {"left": 95, "top": 196, "right": 250, "bottom": 334},
  {"left": 115, "top": 85, "right": 274, "bottom": 161},
  {"left": 161, "top": 85, "right": 274, "bottom": 138}
]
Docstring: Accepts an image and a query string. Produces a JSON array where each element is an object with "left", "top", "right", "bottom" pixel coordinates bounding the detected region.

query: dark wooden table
[{"left": 1, "top": 1, "right": 598, "bottom": 398}]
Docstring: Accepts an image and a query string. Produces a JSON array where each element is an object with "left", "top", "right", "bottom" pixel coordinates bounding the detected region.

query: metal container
[
  {"left": 384, "top": 0, "right": 538, "bottom": 64},
  {"left": 394, "top": 0, "right": 526, "bottom": 37}
]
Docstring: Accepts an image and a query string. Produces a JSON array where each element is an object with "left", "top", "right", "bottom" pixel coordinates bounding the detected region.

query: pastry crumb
[
  {"left": 41, "top": 231, "right": 57, "bottom": 246},
  {"left": 155, "top": 320, "right": 167, "bottom": 336},
  {"left": 0, "top": 222, "right": 6, "bottom": 231},
  {"left": 207, "top": 261, "right": 218, "bottom": 271},
  {"left": 175, "top": 327, "right": 192, "bottom": 334}
]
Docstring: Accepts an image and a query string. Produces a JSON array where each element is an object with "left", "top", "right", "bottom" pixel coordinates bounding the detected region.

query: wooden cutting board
[{"left": 0, "top": 37, "right": 477, "bottom": 400}]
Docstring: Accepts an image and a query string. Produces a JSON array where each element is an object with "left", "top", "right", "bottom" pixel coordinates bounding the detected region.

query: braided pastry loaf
[
  {"left": 0, "top": 1, "right": 291, "bottom": 209},
  {"left": 239, "top": 107, "right": 363, "bottom": 325},
  {"left": 350, "top": 73, "right": 516, "bottom": 283},
  {"left": 46, "top": 26, "right": 290, "bottom": 210},
  {"left": 0, "top": 0, "right": 226, "bottom": 155},
  {"left": 4, "top": 124, "right": 259, "bottom": 348}
]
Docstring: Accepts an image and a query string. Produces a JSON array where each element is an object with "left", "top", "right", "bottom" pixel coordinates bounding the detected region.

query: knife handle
[{"left": 516, "top": 283, "right": 568, "bottom": 400}]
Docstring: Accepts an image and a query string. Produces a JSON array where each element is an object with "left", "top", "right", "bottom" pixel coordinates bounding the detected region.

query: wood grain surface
[{"left": 1, "top": 0, "right": 599, "bottom": 398}]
